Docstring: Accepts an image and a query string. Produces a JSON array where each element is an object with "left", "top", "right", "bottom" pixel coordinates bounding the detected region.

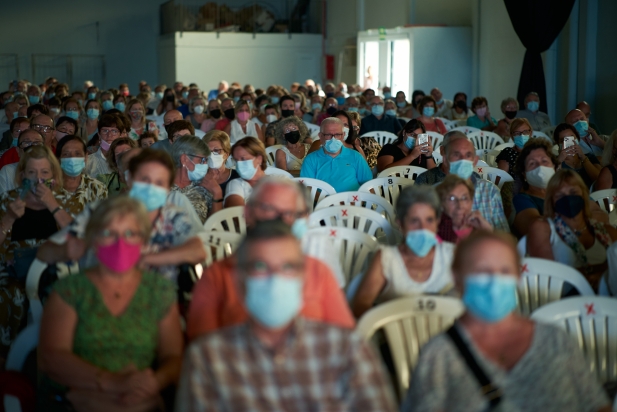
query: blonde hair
[
  {"left": 509, "top": 118, "right": 533, "bottom": 135},
  {"left": 84, "top": 196, "right": 151, "bottom": 247},
  {"left": 204, "top": 130, "right": 231, "bottom": 154},
  {"left": 15, "top": 145, "right": 63, "bottom": 190},
  {"left": 125, "top": 98, "right": 146, "bottom": 126},
  {"left": 348, "top": 110, "right": 362, "bottom": 129},
  {"left": 435, "top": 174, "right": 475, "bottom": 204},
  {"left": 544, "top": 169, "right": 590, "bottom": 219}
]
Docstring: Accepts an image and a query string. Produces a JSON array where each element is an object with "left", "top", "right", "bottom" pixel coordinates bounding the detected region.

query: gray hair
[
  {"left": 189, "top": 96, "right": 205, "bottom": 112},
  {"left": 320, "top": 117, "right": 343, "bottom": 132},
  {"left": 274, "top": 116, "right": 309, "bottom": 146},
  {"left": 525, "top": 91, "right": 540, "bottom": 101},
  {"left": 395, "top": 185, "right": 442, "bottom": 224},
  {"left": 170, "top": 135, "right": 210, "bottom": 169},
  {"left": 500, "top": 97, "right": 519, "bottom": 111},
  {"left": 443, "top": 130, "right": 472, "bottom": 157},
  {"left": 248, "top": 176, "right": 311, "bottom": 212}
]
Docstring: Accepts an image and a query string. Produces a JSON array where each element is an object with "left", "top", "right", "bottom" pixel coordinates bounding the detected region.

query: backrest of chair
[
  {"left": 532, "top": 131, "right": 552, "bottom": 143},
  {"left": 356, "top": 296, "right": 465, "bottom": 399},
  {"left": 360, "top": 131, "right": 398, "bottom": 146},
  {"left": 264, "top": 145, "right": 283, "bottom": 166},
  {"left": 517, "top": 235, "right": 527, "bottom": 256},
  {"left": 306, "top": 227, "right": 379, "bottom": 285},
  {"left": 451, "top": 125, "right": 480, "bottom": 135},
  {"left": 518, "top": 258, "right": 595, "bottom": 316},
  {"left": 476, "top": 160, "right": 489, "bottom": 167},
  {"left": 202, "top": 231, "right": 243, "bottom": 267},
  {"left": 308, "top": 205, "right": 395, "bottom": 243},
  {"left": 541, "top": 125, "right": 557, "bottom": 139},
  {"left": 590, "top": 189, "right": 617, "bottom": 213},
  {"left": 358, "top": 177, "right": 414, "bottom": 206},
  {"left": 473, "top": 165, "right": 514, "bottom": 189},
  {"left": 432, "top": 151, "right": 443, "bottom": 165},
  {"left": 425, "top": 131, "right": 443, "bottom": 151},
  {"left": 314, "top": 191, "right": 396, "bottom": 224},
  {"left": 467, "top": 131, "right": 505, "bottom": 150},
  {"left": 304, "top": 121, "right": 320, "bottom": 138},
  {"left": 5, "top": 323, "right": 39, "bottom": 371},
  {"left": 295, "top": 177, "right": 336, "bottom": 211},
  {"left": 377, "top": 166, "right": 427, "bottom": 181},
  {"left": 531, "top": 296, "right": 617, "bottom": 383},
  {"left": 264, "top": 166, "right": 293, "bottom": 178},
  {"left": 203, "top": 206, "right": 246, "bottom": 234}
]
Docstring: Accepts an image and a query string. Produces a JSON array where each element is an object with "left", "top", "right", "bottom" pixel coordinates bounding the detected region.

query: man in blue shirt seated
[
  {"left": 207, "top": 80, "right": 229, "bottom": 101},
  {"left": 300, "top": 117, "right": 372, "bottom": 192},
  {"left": 359, "top": 96, "right": 403, "bottom": 136}
]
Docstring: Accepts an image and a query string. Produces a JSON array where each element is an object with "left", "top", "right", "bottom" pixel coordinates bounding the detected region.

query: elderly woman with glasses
[
  {"left": 274, "top": 116, "right": 311, "bottom": 173},
  {"left": 170, "top": 135, "right": 223, "bottom": 223},
  {"left": 38, "top": 196, "right": 184, "bottom": 412},
  {"left": 496, "top": 118, "right": 533, "bottom": 177},
  {"left": 351, "top": 185, "right": 455, "bottom": 318}
]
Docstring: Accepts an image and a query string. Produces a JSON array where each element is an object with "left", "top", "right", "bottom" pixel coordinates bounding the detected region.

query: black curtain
[{"left": 504, "top": 0, "right": 575, "bottom": 113}]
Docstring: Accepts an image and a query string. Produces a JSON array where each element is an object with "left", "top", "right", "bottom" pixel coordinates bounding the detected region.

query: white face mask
[
  {"left": 343, "top": 126, "right": 349, "bottom": 139},
  {"left": 194, "top": 105, "right": 205, "bottom": 114},
  {"left": 207, "top": 152, "right": 225, "bottom": 169},
  {"left": 266, "top": 114, "right": 277, "bottom": 123},
  {"left": 525, "top": 166, "right": 555, "bottom": 189}
]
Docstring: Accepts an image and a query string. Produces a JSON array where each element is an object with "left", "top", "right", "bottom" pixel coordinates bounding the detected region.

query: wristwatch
[
  {"left": 213, "top": 198, "right": 224, "bottom": 203},
  {"left": 51, "top": 206, "right": 63, "bottom": 215}
]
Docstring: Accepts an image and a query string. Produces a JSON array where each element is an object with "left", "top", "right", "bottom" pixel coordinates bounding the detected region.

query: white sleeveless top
[
  {"left": 278, "top": 144, "right": 310, "bottom": 170},
  {"left": 377, "top": 242, "right": 455, "bottom": 303},
  {"left": 547, "top": 219, "right": 607, "bottom": 266},
  {"left": 230, "top": 119, "right": 257, "bottom": 145}
]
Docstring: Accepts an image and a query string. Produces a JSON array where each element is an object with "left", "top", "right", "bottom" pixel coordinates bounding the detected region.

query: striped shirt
[{"left": 176, "top": 319, "right": 398, "bottom": 412}]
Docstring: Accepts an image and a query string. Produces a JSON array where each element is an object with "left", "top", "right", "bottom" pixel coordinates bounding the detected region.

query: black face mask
[
  {"left": 166, "top": 95, "right": 174, "bottom": 102},
  {"left": 285, "top": 130, "right": 301, "bottom": 144},
  {"left": 209, "top": 109, "right": 221, "bottom": 119},
  {"left": 554, "top": 195, "right": 585, "bottom": 218},
  {"left": 455, "top": 100, "right": 467, "bottom": 110},
  {"left": 326, "top": 106, "right": 337, "bottom": 115},
  {"left": 326, "top": 92, "right": 334, "bottom": 98},
  {"left": 281, "top": 109, "right": 294, "bottom": 118},
  {"left": 224, "top": 108, "right": 235, "bottom": 120},
  {"left": 505, "top": 110, "right": 517, "bottom": 120}
]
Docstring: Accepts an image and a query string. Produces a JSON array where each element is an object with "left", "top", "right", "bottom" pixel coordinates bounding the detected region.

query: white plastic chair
[
  {"left": 377, "top": 166, "right": 427, "bottom": 182},
  {"left": 304, "top": 121, "right": 320, "bottom": 138},
  {"left": 531, "top": 296, "right": 617, "bottom": 383},
  {"left": 295, "top": 177, "right": 336, "bottom": 211},
  {"left": 203, "top": 206, "right": 246, "bottom": 234},
  {"left": 360, "top": 131, "right": 398, "bottom": 147},
  {"left": 356, "top": 296, "right": 465, "bottom": 399},
  {"left": 590, "top": 189, "right": 617, "bottom": 213},
  {"left": 26, "top": 258, "right": 79, "bottom": 324},
  {"left": 432, "top": 151, "right": 443, "bottom": 165},
  {"left": 532, "top": 130, "right": 552, "bottom": 143},
  {"left": 264, "top": 166, "right": 293, "bottom": 178},
  {"left": 314, "top": 191, "right": 397, "bottom": 224},
  {"left": 306, "top": 227, "right": 379, "bottom": 286},
  {"left": 4, "top": 396, "right": 21, "bottom": 412},
  {"left": 6, "top": 323, "right": 39, "bottom": 371},
  {"left": 451, "top": 125, "right": 481, "bottom": 135},
  {"left": 308, "top": 205, "right": 397, "bottom": 244},
  {"left": 473, "top": 165, "right": 514, "bottom": 189},
  {"left": 486, "top": 142, "right": 514, "bottom": 167},
  {"left": 542, "top": 125, "right": 556, "bottom": 140},
  {"left": 358, "top": 177, "right": 414, "bottom": 206},
  {"left": 202, "top": 231, "right": 242, "bottom": 268},
  {"left": 425, "top": 131, "right": 443, "bottom": 151},
  {"left": 518, "top": 257, "right": 595, "bottom": 316},
  {"left": 265, "top": 144, "right": 283, "bottom": 166},
  {"left": 467, "top": 131, "right": 505, "bottom": 151},
  {"left": 517, "top": 235, "right": 527, "bottom": 256}
]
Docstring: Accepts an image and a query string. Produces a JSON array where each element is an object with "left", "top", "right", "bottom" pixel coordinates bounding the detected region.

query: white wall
[{"left": 161, "top": 32, "right": 322, "bottom": 91}]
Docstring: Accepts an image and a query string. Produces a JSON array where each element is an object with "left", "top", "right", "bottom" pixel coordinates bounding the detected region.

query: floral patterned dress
[{"left": 170, "top": 183, "right": 213, "bottom": 224}]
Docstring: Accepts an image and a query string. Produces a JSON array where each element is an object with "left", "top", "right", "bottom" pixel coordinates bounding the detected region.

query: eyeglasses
[
  {"left": 20, "top": 141, "right": 43, "bottom": 150},
  {"left": 100, "top": 128, "right": 120, "bottom": 136},
  {"left": 321, "top": 133, "right": 344, "bottom": 140},
  {"left": 405, "top": 132, "right": 421, "bottom": 138},
  {"left": 284, "top": 127, "right": 299, "bottom": 134},
  {"left": 188, "top": 154, "right": 207, "bottom": 164},
  {"left": 512, "top": 129, "right": 531, "bottom": 137},
  {"left": 32, "top": 124, "right": 54, "bottom": 133},
  {"left": 352, "top": 125, "right": 360, "bottom": 132},
  {"left": 210, "top": 148, "right": 225, "bottom": 155},
  {"left": 241, "top": 260, "right": 304, "bottom": 277},
  {"left": 446, "top": 195, "right": 471, "bottom": 205},
  {"left": 97, "top": 229, "right": 144, "bottom": 246},
  {"left": 254, "top": 202, "right": 308, "bottom": 221}
]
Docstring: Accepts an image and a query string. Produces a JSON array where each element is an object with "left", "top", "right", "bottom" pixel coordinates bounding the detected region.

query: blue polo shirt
[{"left": 300, "top": 147, "right": 373, "bottom": 193}]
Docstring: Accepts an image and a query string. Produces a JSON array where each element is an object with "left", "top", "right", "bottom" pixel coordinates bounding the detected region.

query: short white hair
[
  {"left": 320, "top": 117, "right": 343, "bottom": 132},
  {"left": 248, "top": 176, "right": 310, "bottom": 211}
]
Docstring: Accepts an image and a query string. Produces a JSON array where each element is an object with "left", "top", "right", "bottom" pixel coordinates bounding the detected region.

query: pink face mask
[
  {"left": 476, "top": 107, "right": 487, "bottom": 117},
  {"left": 237, "top": 111, "right": 250, "bottom": 122},
  {"left": 122, "top": 90, "right": 130, "bottom": 96},
  {"left": 96, "top": 237, "right": 142, "bottom": 273},
  {"left": 55, "top": 131, "right": 67, "bottom": 141},
  {"left": 100, "top": 139, "right": 111, "bottom": 151}
]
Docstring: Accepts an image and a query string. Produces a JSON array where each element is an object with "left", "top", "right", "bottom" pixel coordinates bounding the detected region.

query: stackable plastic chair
[
  {"left": 432, "top": 151, "right": 443, "bottom": 165},
  {"left": 486, "top": 142, "right": 514, "bottom": 167},
  {"left": 26, "top": 258, "right": 79, "bottom": 324},
  {"left": 360, "top": 131, "right": 398, "bottom": 147},
  {"left": 425, "top": 131, "right": 443, "bottom": 151},
  {"left": 308, "top": 205, "right": 397, "bottom": 244},
  {"left": 531, "top": 296, "right": 617, "bottom": 383},
  {"left": 304, "top": 121, "right": 320, "bottom": 138},
  {"left": 265, "top": 145, "right": 283, "bottom": 166},
  {"left": 377, "top": 166, "right": 427, "bottom": 182},
  {"left": 517, "top": 257, "right": 595, "bottom": 316},
  {"left": 467, "top": 131, "right": 505, "bottom": 151},
  {"left": 358, "top": 177, "right": 414, "bottom": 206},
  {"left": 295, "top": 177, "right": 336, "bottom": 211},
  {"left": 590, "top": 189, "right": 617, "bottom": 213},
  {"left": 202, "top": 231, "right": 243, "bottom": 268},
  {"left": 451, "top": 125, "right": 480, "bottom": 135},
  {"left": 473, "top": 165, "right": 514, "bottom": 189},
  {"left": 356, "top": 296, "right": 465, "bottom": 400},
  {"left": 264, "top": 166, "right": 293, "bottom": 178},
  {"left": 315, "top": 191, "right": 397, "bottom": 224},
  {"left": 532, "top": 130, "right": 552, "bottom": 143},
  {"left": 203, "top": 206, "right": 246, "bottom": 234}
]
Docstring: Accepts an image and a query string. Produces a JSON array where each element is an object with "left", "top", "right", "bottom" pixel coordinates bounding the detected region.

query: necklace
[{"left": 574, "top": 224, "right": 589, "bottom": 237}]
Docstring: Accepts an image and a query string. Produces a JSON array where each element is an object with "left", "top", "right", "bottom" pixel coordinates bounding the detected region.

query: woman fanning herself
[{"left": 38, "top": 197, "right": 183, "bottom": 412}]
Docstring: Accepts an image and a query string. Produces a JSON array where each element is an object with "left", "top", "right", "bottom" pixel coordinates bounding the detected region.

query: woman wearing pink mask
[
  {"left": 466, "top": 96, "right": 497, "bottom": 132},
  {"left": 223, "top": 99, "right": 264, "bottom": 145},
  {"left": 38, "top": 196, "right": 184, "bottom": 412}
]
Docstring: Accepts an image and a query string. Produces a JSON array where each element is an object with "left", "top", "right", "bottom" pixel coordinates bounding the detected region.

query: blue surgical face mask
[
  {"left": 102, "top": 100, "right": 113, "bottom": 111},
  {"left": 405, "top": 229, "right": 438, "bottom": 257},
  {"left": 359, "top": 108, "right": 369, "bottom": 116},
  {"left": 233, "top": 96, "right": 240, "bottom": 103},
  {"left": 11, "top": 137, "right": 18, "bottom": 147},
  {"left": 449, "top": 159, "right": 474, "bottom": 179},
  {"left": 12, "top": 112, "right": 19, "bottom": 119},
  {"left": 513, "top": 135, "right": 529, "bottom": 149},
  {"left": 187, "top": 159, "right": 209, "bottom": 182},
  {"left": 115, "top": 102, "right": 126, "bottom": 112},
  {"left": 436, "top": 98, "right": 444, "bottom": 106},
  {"left": 347, "top": 107, "right": 359, "bottom": 113},
  {"left": 371, "top": 104, "right": 384, "bottom": 116},
  {"left": 291, "top": 217, "right": 309, "bottom": 239},
  {"left": 423, "top": 106, "right": 435, "bottom": 117},
  {"left": 397, "top": 101, "right": 406, "bottom": 108},
  {"left": 236, "top": 159, "right": 258, "bottom": 180},
  {"left": 46, "top": 93, "right": 55, "bottom": 99},
  {"left": 462, "top": 274, "right": 518, "bottom": 322},
  {"left": 155, "top": 92, "right": 164, "bottom": 100},
  {"left": 336, "top": 96, "right": 346, "bottom": 106},
  {"left": 383, "top": 92, "right": 392, "bottom": 99},
  {"left": 324, "top": 138, "right": 343, "bottom": 153},
  {"left": 385, "top": 109, "right": 397, "bottom": 117},
  {"left": 270, "top": 96, "right": 280, "bottom": 104},
  {"left": 65, "top": 110, "right": 80, "bottom": 120},
  {"left": 88, "top": 92, "right": 97, "bottom": 100},
  {"left": 311, "top": 102, "right": 321, "bottom": 111},
  {"left": 245, "top": 275, "right": 303, "bottom": 328},
  {"left": 526, "top": 101, "right": 539, "bottom": 112},
  {"left": 405, "top": 136, "right": 415, "bottom": 149},
  {"left": 182, "top": 91, "right": 189, "bottom": 99},
  {"left": 28, "top": 95, "right": 40, "bottom": 104},
  {"left": 129, "top": 181, "right": 169, "bottom": 211},
  {"left": 87, "top": 108, "right": 99, "bottom": 120},
  {"left": 60, "top": 157, "right": 86, "bottom": 177},
  {"left": 574, "top": 120, "right": 589, "bottom": 137}
]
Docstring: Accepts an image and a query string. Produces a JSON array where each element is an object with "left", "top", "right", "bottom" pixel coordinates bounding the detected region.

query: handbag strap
[{"left": 446, "top": 325, "right": 503, "bottom": 409}]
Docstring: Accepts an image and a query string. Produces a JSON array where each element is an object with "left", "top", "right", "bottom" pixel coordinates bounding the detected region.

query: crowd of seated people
[{"left": 0, "top": 76, "right": 615, "bottom": 411}]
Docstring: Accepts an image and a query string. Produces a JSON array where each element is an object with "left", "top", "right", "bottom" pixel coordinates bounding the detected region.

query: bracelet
[
  {"left": 51, "top": 206, "right": 62, "bottom": 215},
  {"left": 213, "top": 198, "right": 224, "bottom": 203}
]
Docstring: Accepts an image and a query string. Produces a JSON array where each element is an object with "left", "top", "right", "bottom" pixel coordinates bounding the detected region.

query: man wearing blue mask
[
  {"left": 516, "top": 92, "right": 551, "bottom": 131},
  {"left": 565, "top": 108, "right": 605, "bottom": 157},
  {"left": 358, "top": 96, "right": 403, "bottom": 136},
  {"left": 430, "top": 87, "right": 452, "bottom": 118},
  {"left": 177, "top": 221, "right": 397, "bottom": 412},
  {"left": 300, "top": 117, "right": 372, "bottom": 193},
  {"left": 415, "top": 131, "right": 509, "bottom": 232}
]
